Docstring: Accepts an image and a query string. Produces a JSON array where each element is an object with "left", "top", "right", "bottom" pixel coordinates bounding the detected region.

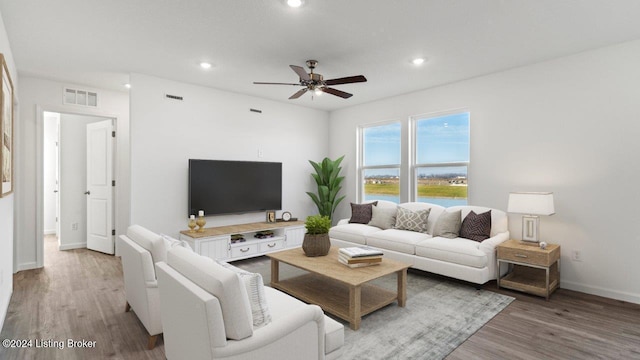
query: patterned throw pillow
[
  {"left": 349, "top": 201, "right": 378, "bottom": 224},
  {"left": 432, "top": 210, "right": 462, "bottom": 239},
  {"left": 368, "top": 205, "right": 398, "bottom": 230},
  {"left": 394, "top": 207, "right": 431, "bottom": 233},
  {"left": 460, "top": 210, "right": 492, "bottom": 242},
  {"left": 216, "top": 261, "right": 272, "bottom": 328}
]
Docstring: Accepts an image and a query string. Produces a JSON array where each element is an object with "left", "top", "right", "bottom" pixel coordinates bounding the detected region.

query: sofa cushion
[
  {"left": 217, "top": 261, "right": 272, "bottom": 328},
  {"left": 432, "top": 210, "right": 462, "bottom": 239},
  {"left": 366, "top": 229, "right": 431, "bottom": 255},
  {"left": 368, "top": 205, "right": 398, "bottom": 230},
  {"left": 264, "top": 287, "right": 344, "bottom": 355},
  {"left": 349, "top": 201, "right": 378, "bottom": 224},
  {"left": 394, "top": 207, "right": 430, "bottom": 233},
  {"left": 415, "top": 237, "right": 488, "bottom": 268},
  {"left": 127, "top": 225, "right": 167, "bottom": 264},
  {"left": 167, "top": 247, "right": 253, "bottom": 340},
  {"left": 329, "top": 224, "right": 381, "bottom": 245},
  {"left": 398, "top": 202, "right": 446, "bottom": 234},
  {"left": 459, "top": 210, "right": 492, "bottom": 242},
  {"left": 448, "top": 206, "right": 507, "bottom": 236}
]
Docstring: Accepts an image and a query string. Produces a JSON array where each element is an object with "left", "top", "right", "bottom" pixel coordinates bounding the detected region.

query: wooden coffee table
[{"left": 267, "top": 246, "right": 410, "bottom": 330}]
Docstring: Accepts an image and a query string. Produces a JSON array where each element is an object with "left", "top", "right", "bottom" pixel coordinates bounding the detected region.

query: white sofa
[
  {"left": 118, "top": 225, "right": 169, "bottom": 349},
  {"left": 329, "top": 201, "right": 509, "bottom": 286},
  {"left": 156, "top": 246, "right": 344, "bottom": 360}
]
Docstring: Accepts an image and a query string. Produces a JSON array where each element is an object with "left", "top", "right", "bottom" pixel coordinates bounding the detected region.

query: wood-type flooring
[{"left": 1, "top": 236, "right": 638, "bottom": 359}]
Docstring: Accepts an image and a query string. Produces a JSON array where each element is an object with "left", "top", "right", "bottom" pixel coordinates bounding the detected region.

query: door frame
[{"left": 36, "top": 105, "right": 119, "bottom": 267}]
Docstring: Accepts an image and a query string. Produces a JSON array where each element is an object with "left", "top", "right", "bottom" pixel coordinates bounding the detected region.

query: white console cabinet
[{"left": 179, "top": 221, "right": 305, "bottom": 261}]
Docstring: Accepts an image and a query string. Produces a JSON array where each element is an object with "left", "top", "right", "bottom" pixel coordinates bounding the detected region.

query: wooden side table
[{"left": 496, "top": 239, "right": 560, "bottom": 300}]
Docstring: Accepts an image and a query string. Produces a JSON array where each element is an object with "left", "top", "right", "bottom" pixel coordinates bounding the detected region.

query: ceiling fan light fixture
[
  {"left": 412, "top": 57, "right": 426, "bottom": 65},
  {"left": 286, "top": 0, "right": 304, "bottom": 8},
  {"left": 314, "top": 87, "right": 323, "bottom": 95}
]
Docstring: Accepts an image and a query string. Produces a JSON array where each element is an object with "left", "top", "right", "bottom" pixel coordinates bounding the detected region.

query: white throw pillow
[
  {"left": 161, "top": 234, "right": 193, "bottom": 251},
  {"left": 216, "top": 261, "right": 272, "bottom": 328},
  {"left": 368, "top": 205, "right": 398, "bottom": 230}
]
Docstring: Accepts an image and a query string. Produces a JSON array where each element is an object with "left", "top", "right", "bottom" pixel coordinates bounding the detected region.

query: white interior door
[{"left": 86, "top": 119, "right": 114, "bottom": 254}]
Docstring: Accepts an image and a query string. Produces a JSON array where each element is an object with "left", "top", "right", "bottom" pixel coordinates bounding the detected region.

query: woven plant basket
[{"left": 302, "top": 234, "right": 331, "bottom": 257}]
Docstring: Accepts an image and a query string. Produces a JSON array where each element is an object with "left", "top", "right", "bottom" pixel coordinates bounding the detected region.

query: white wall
[
  {"left": 59, "top": 114, "right": 108, "bottom": 250},
  {"left": 329, "top": 39, "right": 640, "bottom": 304},
  {"left": 130, "top": 73, "right": 329, "bottom": 237},
  {"left": 0, "top": 7, "right": 17, "bottom": 333},
  {"left": 43, "top": 112, "right": 58, "bottom": 235},
  {"left": 16, "top": 77, "right": 129, "bottom": 270}
]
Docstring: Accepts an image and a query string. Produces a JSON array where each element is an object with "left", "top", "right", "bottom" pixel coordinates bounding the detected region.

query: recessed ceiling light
[
  {"left": 412, "top": 58, "right": 425, "bottom": 65},
  {"left": 124, "top": 83, "right": 131, "bottom": 89},
  {"left": 200, "top": 62, "right": 212, "bottom": 69},
  {"left": 287, "top": 0, "right": 303, "bottom": 8}
]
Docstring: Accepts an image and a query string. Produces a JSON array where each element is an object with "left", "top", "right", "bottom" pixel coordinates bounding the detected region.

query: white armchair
[
  {"left": 118, "top": 225, "right": 167, "bottom": 349},
  {"left": 155, "top": 246, "right": 344, "bottom": 360}
]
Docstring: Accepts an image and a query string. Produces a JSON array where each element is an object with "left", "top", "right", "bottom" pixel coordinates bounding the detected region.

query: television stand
[{"left": 179, "top": 221, "right": 305, "bottom": 261}]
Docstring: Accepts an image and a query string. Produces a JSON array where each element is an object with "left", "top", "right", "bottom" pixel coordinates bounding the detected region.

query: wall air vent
[
  {"left": 165, "top": 94, "right": 184, "bottom": 101},
  {"left": 63, "top": 87, "right": 98, "bottom": 107},
  {"left": 250, "top": 108, "right": 262, "bottom": 113}
]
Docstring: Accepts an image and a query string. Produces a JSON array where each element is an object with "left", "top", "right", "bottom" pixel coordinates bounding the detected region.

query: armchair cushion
[
  {"left": 127, "top": 224, "right": 168, "bottom": 264},
  {"left": 167, "top": 247, "right": 254, "bottom": 340}
]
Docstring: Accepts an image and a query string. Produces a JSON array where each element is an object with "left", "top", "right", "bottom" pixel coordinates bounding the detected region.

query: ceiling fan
[{"left": 253, "top": 60, "right": 367, "bottom": 99}]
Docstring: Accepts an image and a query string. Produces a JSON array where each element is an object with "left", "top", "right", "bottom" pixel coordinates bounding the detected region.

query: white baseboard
[
  {"left": 17, "top": 262, "right": 38, "bottom": 271},
  {"left": 58, "top": 242, "right": 87, "bottom": 251},
  {"left": 562, "top": 280, "right": 640, "bottom": 305},
  {"left": 0, "top": 289, "right": 12, "bottom": 333},
  {"left": 44, "top": 229, "right": 56, "bottom": 235}
]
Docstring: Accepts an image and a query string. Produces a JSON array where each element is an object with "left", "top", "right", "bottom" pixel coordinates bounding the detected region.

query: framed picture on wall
[{"left": 0, "top": 53, "right": 14, "bottom": 198}]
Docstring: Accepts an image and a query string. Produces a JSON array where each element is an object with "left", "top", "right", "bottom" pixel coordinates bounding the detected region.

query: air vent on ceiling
[
  {"left": 165, "top": 94, "right": 184, "bottom": 101},
  {"left": 63, "top": 87, "right": 98, "bottom": 107}
]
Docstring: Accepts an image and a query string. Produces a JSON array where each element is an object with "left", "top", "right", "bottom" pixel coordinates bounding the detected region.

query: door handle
[{"left": 84, "top": 191, "right": 91, "bottom": 195}]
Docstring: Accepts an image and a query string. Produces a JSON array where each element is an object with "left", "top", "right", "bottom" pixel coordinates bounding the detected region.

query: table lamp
[{"left": 507, "top": 192, "right": 555, "bottom": 244}]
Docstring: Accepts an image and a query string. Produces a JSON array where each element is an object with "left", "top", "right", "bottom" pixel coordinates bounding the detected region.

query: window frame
[
  {"left": 410, "top": 110, "right": 470, "bottom": 205},
  {"left": 358, "top": 120, "right": 402, "bottom": 203}
]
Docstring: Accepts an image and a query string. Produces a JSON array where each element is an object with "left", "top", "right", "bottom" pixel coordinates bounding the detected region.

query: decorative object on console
[
  {"left": 266, "top": 210, "right": 276, "bottom": 223},
  {"left": 349, "top": 201, "right": 378, "bottom": 224},
  {"left": 196, "top": 210, "right": 206, "bottom": 232},
  {"left": 187, "top": 215, "right": 197, "bottom": 233},
  {"left": 281, "top": 211, "right": 292, "bottom": 221},
  {"left": 302, "top": 214, "right": 332, "bottom": 257},
  {"left": 507, "top": 192, "right": 555, "bottom": 243},
  {"left": 254, "top": 230, "right": 274, "bottom": 239},
  {"left": 306, "top": 155, "right": 346, "bottom": 221}
]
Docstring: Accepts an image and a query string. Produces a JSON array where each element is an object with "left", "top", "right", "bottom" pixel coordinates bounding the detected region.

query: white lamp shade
[{"left": 507, "top": 192, "right": 555, "bottom": 215}]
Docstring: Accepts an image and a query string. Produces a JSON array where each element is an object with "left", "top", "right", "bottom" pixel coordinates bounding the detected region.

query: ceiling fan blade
[
  {"left": 321, "top": 87, "right": 353, "bottom": 99},
  {"left": 253, "top": 82, "right": 301, "bottom": 86},
  {"left": 289, "top": 88, "right": 309, "bottom": 99},
  {"left": 290, "top": 65, "right": 310, "bottom": 81},
  {"left": 323, "top": 75, "right": 367, "bottom": 86}
]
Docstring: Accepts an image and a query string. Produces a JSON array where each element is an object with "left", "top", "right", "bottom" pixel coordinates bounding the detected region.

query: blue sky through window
[
  {"left": 416, "top": 112, "right": 469, "bottom": 164},
  {"left": 363, "top": 122, "right": 401, "bottom": 167}
]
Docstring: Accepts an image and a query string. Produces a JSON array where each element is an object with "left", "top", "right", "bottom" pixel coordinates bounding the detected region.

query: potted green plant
[
  {"left": 302, "top": 214, "right": 332, "bottom": 257},
  {"left": 306, "top": 155, "right": 346, "bottom": 221}
]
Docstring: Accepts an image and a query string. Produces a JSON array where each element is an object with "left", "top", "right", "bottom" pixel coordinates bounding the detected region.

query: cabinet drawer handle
[
  {"left": 515, "top": 254, "right": 528, "bottom": 258},
  {"left": 240, "top": 247, "right": 250, "bottom": 253},
  {"left": 267, "top": 243, "right": 276, "bottom": 248}
]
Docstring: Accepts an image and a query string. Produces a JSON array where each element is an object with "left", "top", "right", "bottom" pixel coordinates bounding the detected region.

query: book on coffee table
[
  {"left": 339, "top": 246, "right": 384, "bottom": 258},
  {"left": 338, "top": 253, "right": 382, "bottom": 264},
  {"left": 338, "top": 257, "right": 381, "bottom": 268}
]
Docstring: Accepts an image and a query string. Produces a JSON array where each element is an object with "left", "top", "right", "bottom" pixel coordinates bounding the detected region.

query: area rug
[{"left": 234, "top": 256, "right": 514, "bottom": 360}]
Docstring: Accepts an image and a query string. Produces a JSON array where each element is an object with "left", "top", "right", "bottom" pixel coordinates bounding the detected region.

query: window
[
  {"left": 360, "top": 122, "right": 401, "bottom": 203},
  {"left": 413, "top": 112, "right": 469, "bottom": 206}
]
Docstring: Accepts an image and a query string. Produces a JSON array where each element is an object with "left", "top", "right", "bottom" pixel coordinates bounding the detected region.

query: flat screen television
[{"left": 188, "top": 159, "right": 282, "bottom": 216}]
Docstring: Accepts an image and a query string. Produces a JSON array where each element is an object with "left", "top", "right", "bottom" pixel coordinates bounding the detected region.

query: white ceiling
[{"left": 2, "top": 0, "right": 640, "bottom": 111}]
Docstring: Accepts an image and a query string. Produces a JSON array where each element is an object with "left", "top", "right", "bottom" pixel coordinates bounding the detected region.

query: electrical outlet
[
  {"left": 571, "top": 250, "right": 582, "bottom": 262},
  {"left": 72, "top": 223, "right": 79, "bottom": 231}
]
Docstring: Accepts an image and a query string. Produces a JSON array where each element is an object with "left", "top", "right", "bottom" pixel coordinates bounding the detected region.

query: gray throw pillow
[
  {"left": 394, "top": 207, "right": 430, "bottom": 233},
  {"left": 432, "top": 210, "right": 462, "bottom": 238},
  {"left": 349, "top": 201, "right": 378, "bottom": 224},
  {"left": 460, "top": 210, "right": 492, "bottom": 242},
  {"left": 368, "top": 205, "right": 398, "bottom": 230}
]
